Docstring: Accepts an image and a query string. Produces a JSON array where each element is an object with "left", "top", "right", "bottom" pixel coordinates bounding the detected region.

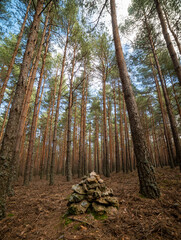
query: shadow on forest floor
[{"left": 0, "top": 167, "right": 181, "bottom": 240}]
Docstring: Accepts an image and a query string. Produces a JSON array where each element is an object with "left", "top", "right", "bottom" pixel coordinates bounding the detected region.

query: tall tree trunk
[
  {"left": 145, "top": 18, "right": 181, "bottom": 169},
  {"left": 118, "top": 86, "right": 125, "bottom": 173},
  {"left": 66, "top": 44, "right": 76, "bottom": 182},
  {"left": 113, "top": 80, "right": 120, "bottom": 172},
  {"left": 169, "top": 75, "right": 181, "bottom": 119},
  {"left": 150, "top": 56, "right": 175, "bottom": 168},
  {"left": 154, "top": 0, "right": 181, "bottom": 86},
  {"left": 123, "top": 98, "right": 129, "bottom": 173},
  {"left": 108, "top": 102, "right": 113, "bottom": 172},
  {"left": 88, "top": 125, "right": 92, "bottom": 172},
  {"left": 14, "top": 11, "right": 51, "bottom": 184},
  {"left": 102, "top": 70, "right": 110, "bottom": 177},
  {"left": 0, "top": 0, "right": 44, "bottom": 219},
  {"left": 78, "top": 69, "right": 86, "bottom": 178},
  {"left": 0, "top": 92, "right": 13, "bottom": 144},
  {"left": 83, "top": 77, "right": 88, "bottom": 175},
  {"left": 49, "top": 24, "right": 69, "bottom": 185},
  {"left": 0, "top": 0, "right": 32, "bottom": 106},
  {"left": 24, "top": 76, "right": 45, "bottom": 185},
  {"left": 46, "top": 73, "right": 57, "bottom": 180},
  {"left": 110, "top": 0, "right": 160, "bottom": 198},
  {"left": 163, "top": 8, "right": 181, "bottom": 55},
  {"left": 72, "top": 95, "right": 77, "bottom": 176},
  {"left": 39, "top": 96, "right": 52, "bottom": 179}
]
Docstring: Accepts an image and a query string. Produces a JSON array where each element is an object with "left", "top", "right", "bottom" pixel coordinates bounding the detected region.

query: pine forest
[{"left": 0, "top": 0, "right": 180, "bottom": 239}]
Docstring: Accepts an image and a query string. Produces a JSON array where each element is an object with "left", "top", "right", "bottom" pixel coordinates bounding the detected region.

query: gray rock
[
  {"left": 68, "top": 200, "right": 90, "bottom": 215},
  {"left": 93, "top": 188, "right": 102, "bottom": 199},
  {"left": 90, "top": 171, "right": 97, "bottom": 177},
  {"left": 98, "top": 179, "right": 104, "bottom": 184},
  {"left": 102, "top": 187, "right": 113, "bottom": 197},
  {"left": 72, "top": 184, "right": 86, "bottom": 195},
  {"left": 86, "top": 183, "right": 99, "bottom": 189},
  {"left": 86, "top": 177, "right": 97, "bottom": 184},
  {"left": 105, "top": 196, "right": 119, "bottom": 208},
  {"left": 95, "top": 197, "right": 109, "bottom": 205},
  {"left": 107, "top": 206, "right": 118, "bottom": 216},
  {"left": 68, "top": 193, "right": 85, "bottom": 203},
  {"left": 92, "top": 202, "right": 107, "bottom": 215}
]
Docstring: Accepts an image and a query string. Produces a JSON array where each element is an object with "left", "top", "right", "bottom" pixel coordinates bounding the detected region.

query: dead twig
[{"left": 67, "top": 217, "right": 95, "bottom": 228}]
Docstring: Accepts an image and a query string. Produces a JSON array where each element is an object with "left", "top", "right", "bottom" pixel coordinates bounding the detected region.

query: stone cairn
[{"left": 67, "top": 171, "right": 119, "bottom": 215}]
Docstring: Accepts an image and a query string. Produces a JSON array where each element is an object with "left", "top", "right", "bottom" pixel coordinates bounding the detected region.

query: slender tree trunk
[
  {"left": 49, "top": 24, "right": 69, "bottom": 185},
  {"left": 39, "top": 97, "right": 52, "bottom": 179},
  {"left": 102, "top": 70, "right": 110, "bottom": 177},
  {"left": 0, "top": 0, "right": 44, "bottom": 219},
  {"left": 118, "top": 87, "right": 125, "bottom": 173},
  {"left": 113, "top": 80, "right": 120, "bottom": 172},
  {"left": 14, "top": 11, "right": 50, "bottom": 184},
  {"left": 169, "top": 75, "right": 181, "bottom": 119},
  {"left": 83, "top": 78, "right": 88, "bottom": 175},
  {"left": 0, "top": 0, "right": 32, "bottom": 106},
  {"left": 24, "top": 76, "right": 45, "bottom": 185},
  {"left": 110, "top": 0, "right": 160, "bottom": 198},
  {"left": 163, "top": 8, "right": 181, "bottom": 55},
  {"left": 150, "top": 56, "right": 175, "bottom": 168},
  {"left": 0, "top": 93, "right": 13, "bottom": 144},
  {"left": 88, "top": 125, "right": 92, "bottom": 172},
  {"left": 46, "top": 73, "right": 57, "bottom": 180},
  {"left": 145, "top": 19, "right": 181, "bottom": 169},
  {"left": 108, "top": 102, "right": 113, "bottom": 172},
  {"left": 66, "top": 44, "right": 76, "bottom": 182},
  {"left": 78, "top": 69, "right": 86, "bottom": 178},
  {"left": 72, "top": 95, "right": 77, "bottom": 176},
  {"left": 154, "top": 0, "right": 181, "bottom": 86}
]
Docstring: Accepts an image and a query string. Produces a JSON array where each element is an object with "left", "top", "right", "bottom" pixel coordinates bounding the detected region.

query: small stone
[
  {"left": 92, "top": 202, "right": 107, "bottom": 215},
  {"left": 107, "top": 206, "right": 118, "bottom": 216},
  {"left": 96, "top": 197, "right": 109, "bottom": 205},
  {"left": 86, "top": 177, "right": 97, "bottom": 184},
  {"left": 86, "top": 183, "right": 99, "bottom": 189},
  {"left": 86, "top": 194, "right": 94, "bottom": 202},
  {"left": 87, "top": 189, "right": 95, "bottom": 195},
  {"left": 68, "top": 193, "right": 85, "bottom": 203},
  {"left": 105, "top": 197, "right": 119, "bottom": 208},
  {"left": 79, "top": 180, "right": 86, "bottom": 185},
  {"left": 90, "top": 171, "right": 97, "bottom": 177},
  {"left": 72, "top": 184, "right": 86, "bottom": 195},
  {"left": 82, "top": 183, "right": 88, "bottom": 192},
  {"left": 68, "top": 200, "right": 90, "bottom": 215},
  {"left": 98, "top": 179, "right": 104, "bottom": 184},
  {"left": 102, "top": 187, "right": 113, "bottom": 197},
  {"left": 93, "top": 188, "right": 102, "bottom": 199},
  {"left": 95, "top": 175, "right": 101, "bottom": 181}
]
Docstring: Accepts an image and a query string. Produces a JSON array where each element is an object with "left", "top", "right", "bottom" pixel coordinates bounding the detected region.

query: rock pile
[{"left": 67, "top": 171, "right": 119, "bottom": 215}]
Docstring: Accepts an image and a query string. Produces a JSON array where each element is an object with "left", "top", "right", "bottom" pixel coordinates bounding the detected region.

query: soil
[{"left": 0, "top": 167, "right": 181, "bottom": 240}]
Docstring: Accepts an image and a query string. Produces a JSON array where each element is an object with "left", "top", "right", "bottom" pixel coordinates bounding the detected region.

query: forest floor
[{"left": 0, "top": 167, "right": 181, "bottom": 240}]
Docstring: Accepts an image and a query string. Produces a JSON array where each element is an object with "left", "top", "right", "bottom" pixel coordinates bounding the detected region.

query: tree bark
[
  {"left": 110, "top": 0, "right": 160, "bottom": 198},
  {"left": 66, "top": 44, "right": 76, "bottom": 182},
  {"left": 0, "top": 92, "right": 13, "bottom": 144},
  {"left": 154, "top": 0, "right": 181, "bottom": 86},
  {"left": 0, "top": 0, "right": 44, "bottom": 220},
  {"left": 145, "top": 16, "right": 181, "bottom": 169},
  {"left": 14, "top": 11, "right": 51, "bottom": 185},
  {"left": 0, "top": 0, "right": 32, "bottom": 106},
  {"left": 49, "top": 24, "right": 69, "bottom": 185},
  {"left": 113, "top": 80, "right": 120, "bottom": 172}
]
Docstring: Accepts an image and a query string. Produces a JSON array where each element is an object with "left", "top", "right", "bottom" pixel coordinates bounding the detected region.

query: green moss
[
  {"left": 7, "top": 213, "right": 14, "bottom": 217},
  {"left": 60, "top": 213, "right": 73, "bottom": 226},
  {"left": 91, "top": 211, "right": 108, "bottom": 220},
  {"left": 64, "top": 218, "right": 73, "bottom": 225}
]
